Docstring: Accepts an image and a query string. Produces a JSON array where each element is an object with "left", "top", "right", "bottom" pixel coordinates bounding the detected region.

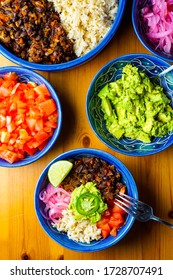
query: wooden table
[{"left": 0, "top": 1, "right": 173, "bottom": 260}]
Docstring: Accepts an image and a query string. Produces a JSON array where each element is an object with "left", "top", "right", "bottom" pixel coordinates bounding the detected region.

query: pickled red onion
[
  {"left": 39, "top": 183, "right": 71, "bottom": 223},
  {"left": 141, "top": 0, "right": 173, "bottom": 53}
]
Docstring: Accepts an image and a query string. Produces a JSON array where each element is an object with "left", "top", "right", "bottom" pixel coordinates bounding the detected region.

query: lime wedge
[{"left": 48, "top": 160, "right": 73, "bottom": 187}]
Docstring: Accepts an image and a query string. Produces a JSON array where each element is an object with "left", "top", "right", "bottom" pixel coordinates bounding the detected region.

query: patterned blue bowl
[
  {"left": 86, "top": 54, "right": 173, "bottom": 156},
  {"left": 35, "top": 148, "right": 138, "bottom": 252},
  {"left": 0, "top": 66, "right": 62, "bottom": 167},
  {"left": 0, "top": 1, "right": 126, "bottom": 71},
  {"left": 132, "top": 0, "right": 173, "bottom": 63}
]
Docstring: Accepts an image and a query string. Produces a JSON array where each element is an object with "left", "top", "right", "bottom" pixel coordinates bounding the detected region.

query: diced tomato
[
  {"left": 0, "top": 108, "right": 7, "bottom": 116},
  {"left": 15, "top": 114, "right": 25, "bottom": 126},
  {"left": 0, "top": 114, "right": 6, "bottom": 128},
  {"left": 11, "top": 83, "right": 20, "bottom": 95},
  {"left": 24, "top": 88, "right": 36, "bottom": 100},
  {"left": 9, "top": 134, "right": 18, "bottom": 145},
  {"left": 3, "top": 72, "right": 18, "bottom": 81},
  {"left": 1, "top": 131, "right": 10, "bottom": 143},
  {"left": 6, "top": 115, "right": 12, "bottom": 125},
  {"left": 97, "top": 217, "right": 110, "bottom": 228},
  {"left": 101, "top": 229, "right": 110, "bottom": 239},
  {"left": 35, "top": 118, "right": 43, "bottom": 131},
  {"left": 2, "top": 79, "right": 14, "bottom": 87},
  {"left": 108, "top": 217, "right": 124, "bottom": 228},
  {"left": 34, "top": 84, "right": 51, "bottom": 96},
  {"left": 17, "top": 108, "right": 27, "bottom": 114},
  {"left": 19, "top": 129, "right": 31, "bottom": 141},
  {"left": 0, "top": 85, "right": 11, "bottom": 97},
  {"left": 9, "top": 102, "right": 17, "bottom": 113},
  {"left": 39, "top": 99, "right": 57, "bottom": 116},
  {"left": 37, "top": 140, "right": 49, "bottom": 150},
  {"left": 112, "top": 204, "right": 126, "bottom": 215},
  {"left": 23, "top": 143, "right": 37, "bottom": 156},
  {"left": 0, "top": 78, "right": 4, "bottom": 86},
  {"left": 33, "top": 131, "right": 50, "bottom": 147},
  {"left": 25, "top": 118, "right": 36, "bottom": 131},
  {"left": 26, "top": 139, "right": 35, "bottom": 150},
  {"left": 17, "top": 101, "right": 27, "bottom": 109},
  {"left": 44, "top": 120, "right": 57, "bottom": 128},
  {"left": 110, "top": 227, "right": 117, "bottom": 237},
  {"left": 7, "top": 121, "right": 16, "bottom": 133},
  {"left": 48, "top": 112, "right": 58, "bottom": 122},
  {"left": 0, "top": 149, "right": 18, "bottom": 164},
  {"left": 97, "top": 202, "right": 126, "bottom": 239},
  {"left": 16, "top": 151, "right": 25, "bottom": 160},
  {"left": 28, "top": 106, "right": 41, "bottom": 118},
  {"left": 99, "top": 223, "right": 110, "bottom": 231},
  {"left": 0, "top": 72, "right": 58, "bottom": 164}
]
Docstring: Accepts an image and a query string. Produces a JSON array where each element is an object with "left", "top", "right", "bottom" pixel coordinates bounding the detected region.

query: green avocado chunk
[{"left": 98, "top": 64, "right": 173, "bottom": 142}]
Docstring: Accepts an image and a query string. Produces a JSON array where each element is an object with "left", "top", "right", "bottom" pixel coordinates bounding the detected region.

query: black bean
[
  {"left": 60, "top": 156, "right": 126, "bottom": 202},
  {"left": 0, "top": 0, "right": 76, "bottom": 64}
]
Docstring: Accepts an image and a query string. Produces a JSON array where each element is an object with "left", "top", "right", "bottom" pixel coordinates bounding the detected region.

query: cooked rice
[
  {"left": 49, "top": 0, "right": 118, "bottom": 56},
  {"left": 53, "top": 209, "right": 102, "bottom": 243}
]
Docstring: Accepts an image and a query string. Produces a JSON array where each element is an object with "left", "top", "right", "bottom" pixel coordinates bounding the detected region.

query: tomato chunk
[
  {"left": 39, "top": 99, "right": 57, "bottom": 116},
  {"left": 97, "top": 204, "right": 126, "bottom": 239}
]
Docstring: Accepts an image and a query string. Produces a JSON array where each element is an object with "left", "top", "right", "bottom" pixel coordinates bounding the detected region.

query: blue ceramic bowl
[
  {"left": 132, "top": 0, "right": 173, "bottom": 63},
  {"left": 0, "top": 66, "right": 62, "bottom": 167},
  {"left": 35, "top": 148, "right": 138, "bottom": 252},
  {"left": 0, "top": 1, "right": 126, "bottom": 71},
  {"left": 86, "top": 54, "right": 173, "bottom": 156}
]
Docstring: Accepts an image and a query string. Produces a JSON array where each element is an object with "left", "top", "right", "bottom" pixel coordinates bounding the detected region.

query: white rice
[
  {"left": 49, "top": 0, "right": 118, "bottom": 56},
  {"left": 53, "top": 209, "right": 102, "bottom": 243}
]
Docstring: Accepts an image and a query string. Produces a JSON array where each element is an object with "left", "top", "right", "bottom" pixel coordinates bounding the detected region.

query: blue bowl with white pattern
[
  {"left": 0, "top": 66, "right": 62, "bottom": 167},
  {"left": 86, "top": 54, "right": 173, "bottom": 156}
]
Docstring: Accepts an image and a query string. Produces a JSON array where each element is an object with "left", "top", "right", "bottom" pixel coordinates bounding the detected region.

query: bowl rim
[
  {"left": 0, "top": 0, "right": 126, "bottom": 71},
  {"left": 86, "top": 53, "right": 173, "bottom": 157},
  {"left": 34, "top": 148, "right": 138, "bottom": 252},
  {"left": 131, "top": 0, "right": 173, "bottom": 63},
  {"left": 0, "top": 66, "right": 62, "bottom": 167}
]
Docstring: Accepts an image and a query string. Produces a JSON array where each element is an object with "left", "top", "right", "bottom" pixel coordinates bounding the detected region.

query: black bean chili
[
  {"left": 60, "top": 157, "right": 126, "bottom": 202},
  {"left": 0, "top": 0, "right": 77, "bottom": 63}
]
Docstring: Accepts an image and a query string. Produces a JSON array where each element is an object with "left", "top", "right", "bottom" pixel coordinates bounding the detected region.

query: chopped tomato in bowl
[{"left": 0, "top": 67, "right": 62, "bottom": 167}]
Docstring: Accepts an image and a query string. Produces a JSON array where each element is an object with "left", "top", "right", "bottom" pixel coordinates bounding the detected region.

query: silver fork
[{"left": 115, "top": 193, "right": 173, "bottom": 229}]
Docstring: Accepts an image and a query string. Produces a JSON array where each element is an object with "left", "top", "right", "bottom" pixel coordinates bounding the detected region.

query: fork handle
[{"left": 151, "top": 215, "right": 173, "bottom": 229}]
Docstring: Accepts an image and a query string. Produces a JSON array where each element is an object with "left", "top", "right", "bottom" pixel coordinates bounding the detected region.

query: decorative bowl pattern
[
  {"left": 86, "top": 54, "right": 173, "bottom": 156},
  {"left": 35, "top": 148, "right": 138, "bottom": 252},
  {"left": 0, "top": 66, "right": 62, "bottom": 167}
]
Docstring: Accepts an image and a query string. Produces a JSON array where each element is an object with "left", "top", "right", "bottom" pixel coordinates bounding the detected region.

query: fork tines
[{"left": 114, "top": 193, "right": 138, "bottom": 216}]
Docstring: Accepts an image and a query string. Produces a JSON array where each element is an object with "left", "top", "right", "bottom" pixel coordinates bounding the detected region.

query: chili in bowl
[{"left": 34, "top": 148, "right": 138, "bottom": 252}]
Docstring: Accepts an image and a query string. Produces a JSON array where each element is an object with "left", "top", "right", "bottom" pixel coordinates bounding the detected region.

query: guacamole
[
  {"left": 98, "top": 64, "right": 173, "bottom": 142},
  {"left": 68, "top": 182, "right": 107, "bottom": 224}
]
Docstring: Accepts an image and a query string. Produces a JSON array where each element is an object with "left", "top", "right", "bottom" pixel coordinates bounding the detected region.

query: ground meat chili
[
  {"left": 0, "top": 0, "right": 77, "bottom": 63},
  {"left": 60, "top": 157, "right": 126, "bottom": 202}
]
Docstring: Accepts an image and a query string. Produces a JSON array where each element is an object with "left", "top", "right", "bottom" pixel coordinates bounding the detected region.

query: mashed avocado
[
  {"left": 68, "top": 182, "right": 107, "bottom": 224},
  {"left": 98, "top": 64, "right": 173, "bottom": 142}
]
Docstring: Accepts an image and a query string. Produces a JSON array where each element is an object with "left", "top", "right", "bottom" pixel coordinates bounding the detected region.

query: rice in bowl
[
  {"left": 49, "top": 0, "right": 118, "bottom": 56},
  {"left": 54, "top": 209, "right": 102, "bottom": 243}
]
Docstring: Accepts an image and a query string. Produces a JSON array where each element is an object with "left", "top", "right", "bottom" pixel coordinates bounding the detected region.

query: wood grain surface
[{"left": 0, "top": 1, "right": 173, "bottom": 260}]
